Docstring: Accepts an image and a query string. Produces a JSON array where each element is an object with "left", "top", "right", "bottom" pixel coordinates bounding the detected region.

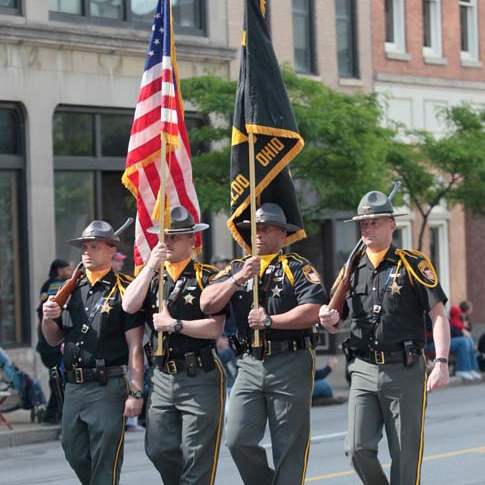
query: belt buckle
[
  {"left": 74, "top": 367, "right": 84, "bottom": 384},
  {"left": 265, "top": 340, "right": 272, "bottom": 356},
  {"left": 166, "top": 360, "right": 177, "bottom": 375},
  {"left": 374, "top": 351, "right": 385, "bottom": 365},
  {"left": 372, "top": 305, "right": 382, "bottom": 314},
  {"left": 81, "top": 324, "right": 89, "bottom": 334}
]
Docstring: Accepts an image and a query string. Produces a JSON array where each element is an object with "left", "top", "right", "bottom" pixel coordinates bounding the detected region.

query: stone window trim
[
  {"left": 385, "top": 0, "right": 408, "bottom": 56},
  {"left": 459, "top": 0, "right": 479, "bottom": 63},
  {"left": 422, "top": 0, "right": 443, "bottom": 59},
  {"left": 49, "top": 0, "right": 207, "bottom": 37}
]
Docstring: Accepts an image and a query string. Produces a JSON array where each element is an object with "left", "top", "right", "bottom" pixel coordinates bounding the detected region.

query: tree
[
  {"left": 181, "top": 68, "right": 393, "bottom": 227},
  {"left": 388, "top": 104, "right": 485, "bottom": 250}
]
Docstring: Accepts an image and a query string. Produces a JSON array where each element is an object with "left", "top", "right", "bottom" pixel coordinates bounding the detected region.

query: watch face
[{"left": 174, "top": 322, "right": 183, "bottom": 333}]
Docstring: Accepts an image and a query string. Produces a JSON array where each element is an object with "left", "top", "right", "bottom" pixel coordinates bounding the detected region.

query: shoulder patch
[
  {"left": 417, "top": 259, "right": 437, "bottom": 285},
  {"left": 302, "top": 264, "right": 321, "bottom": 284}
]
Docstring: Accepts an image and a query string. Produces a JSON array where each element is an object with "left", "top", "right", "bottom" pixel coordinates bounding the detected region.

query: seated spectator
[
  {"left": 312, "top": 356, "right": 347, "bottom": 406},
  {"left": 459, "top": 300, "right": 473, "bottom": 331},
  {"left": 448, "top": 305, "right": 481, "bottom": 381}
]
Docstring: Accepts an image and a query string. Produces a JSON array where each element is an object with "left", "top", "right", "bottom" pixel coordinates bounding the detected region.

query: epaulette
[
  {"left": 395, "top": 248, "right": 439, "bottom": 288},
  {"left": 115, "top": 272, "right": 134, "bottom": 296},
  {"left": 278, "top": 253, "right": 322, "bottom": 285},
  {"left": 284, "top": 252, "right": 310, "bottom": 265},
  {"left": 117, "top": 272, "right": 134, "bottom": 283},
  {"left": 194, "top": 262, "right": 218, "bottom": 289}
]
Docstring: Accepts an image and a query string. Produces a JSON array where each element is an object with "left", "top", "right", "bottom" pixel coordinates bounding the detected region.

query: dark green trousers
[
  {"left": 225, "top": 350, "right": 315, "bottom": 485},
  {"left": 145, "top": 359, "right": 226, "bottom": 485},
  {"left": 61, "top": 377, "right": 127, "bottom": 485},
  {"left": 346, "top": 356, "right": 428, "bottom": 485}
]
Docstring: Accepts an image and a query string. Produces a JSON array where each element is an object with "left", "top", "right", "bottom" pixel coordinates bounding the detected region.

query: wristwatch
[
  {"left": 128, "top": 389, "right": 144, "bottom": 399},
  {"left": 172, "top": 319, "right": 184, "bottom": 334},
  {"left": 433, "top": 357, "right": 448, "bottom": 364},
  {"left": 263, "top": 315, "right": 272, "bottom": 329}
]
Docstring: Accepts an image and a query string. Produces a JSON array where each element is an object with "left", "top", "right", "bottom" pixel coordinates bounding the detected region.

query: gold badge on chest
[
  {"left": 101, "top": 301, "right": 113, "bottom": 314},
  {"left": 184, "top": 293, "right": 195, "bottom": 305},
  {"left": 271, "top": 286, "right": 283, "bottom": 298}
]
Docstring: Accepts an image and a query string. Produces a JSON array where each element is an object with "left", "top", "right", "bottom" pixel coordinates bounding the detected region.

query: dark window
[
  {"left": 53, "top": 107, "right": 205, "bottom": 268},
  {"left": 49, "top": 0, "right": 83, "bottom": 14},
  {"left": 0, "top": 109, "right": 20, "bottom": 155},
  {"left": 0, "top": 0, "right": 21, "bottom": 14},
  {"left": 53, "top": 107, "right": 134, "bottom": 265},
  {"left": 0, "top": 0, "right": 18, "bottom": 7},
  {"left": 53, "top": 112, "right": 95, "bottom": 157},
  {"left": 335, "top": 0, "right": 359, "bottom": 78},
  {"left": 0, "top": 105, "right": 28, "bottom": 347},
  {"left": 460, "top": 1, "right": 472, "bottom": 52},
  {"left": 292, "top": 0, "right": 315, "bottom": 73},
  {"left": 49, "top": 0, "right": 207, "bottom": 35},
  {"left": 100, "top": 114, "right": 132, "bottom": 157},
  {"left": 422, "top": 0, "right": 431, "bottom": 47},
  {"left": 430, "top": 226, "right": 440, "bottom": 275},
  {"left": 385, "top": 0, "right": 394, "bottom": 43},
  {"left": 90, "top": 0, "right": 123, "bottom": 19}
]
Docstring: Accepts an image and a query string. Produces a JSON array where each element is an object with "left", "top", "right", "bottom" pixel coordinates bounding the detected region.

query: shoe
[
  {"left": 455, "top": 371, "right": 475, "bottom": 381},
  {"left": 470, "top": 371, "right": 482, "bottom": 380}
]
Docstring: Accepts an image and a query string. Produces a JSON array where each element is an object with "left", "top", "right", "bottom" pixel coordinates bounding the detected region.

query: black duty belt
[
  {"left": 356, "top": 349, "right": 422, "bottom": 365},
  {"left": 262, "top": 336, "right": 314, "bottom": 357},
  {"left": 65, "top": 365, "right": 126, "bottom": 384},
  {"left": 156, "top": 349, "right": 215, "bottom": 376}
]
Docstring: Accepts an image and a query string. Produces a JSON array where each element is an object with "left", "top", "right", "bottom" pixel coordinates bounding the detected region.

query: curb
[{"left": 0, "top": 424, "right": 60, "bottom": 448}]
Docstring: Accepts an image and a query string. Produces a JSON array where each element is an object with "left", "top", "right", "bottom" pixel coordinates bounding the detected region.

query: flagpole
[
  {"left": 248, "top": 132, "right": 262, "bottom": 351},
  {"left": 154, "top": 136, "right": 167, "bottom": 357}
]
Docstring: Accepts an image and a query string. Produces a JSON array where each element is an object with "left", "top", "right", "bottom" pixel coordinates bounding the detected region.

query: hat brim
[
  {"left": 67, "top": 236, "right": 120, "bottom": 247},
  {"left": 147, "top": 223, "right": 210, "bottom": 235},
  {"left": 344, "top": 212, "right": 408, "bottom": 223},
  {"left": 236, "top": 220, "right": 301, "bottom": 233}
]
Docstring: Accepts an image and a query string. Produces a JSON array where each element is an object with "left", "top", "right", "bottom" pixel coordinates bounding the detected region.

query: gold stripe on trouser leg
[
  {"left": 111, "top": 416, "right": 127, "bottom": 485},
  {"left": 209, "top": 358, "right": 226, "bottom": 485},
  {"left": 414, "top": 356, "right": 428, "bottom": 485},
  {"left": 300, "top": 348, "right": 316, "bottom": 485}
]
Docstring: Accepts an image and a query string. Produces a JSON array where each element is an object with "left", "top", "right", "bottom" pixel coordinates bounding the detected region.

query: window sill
[
  {"left": 338, "top": 78, "right": 364, "bottom": 87},
  {"left": 460, "top": 57, "right": 482, "bottom": 68},
  {"left": 385, "top": 50, "right": 411, "bottom": 62},
  {"left": 423, "top": 56, "right": 447, "bottom": 66}
]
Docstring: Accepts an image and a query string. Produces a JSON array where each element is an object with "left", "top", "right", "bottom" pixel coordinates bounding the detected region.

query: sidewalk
[{"left": 0, "top": 409, "right": 60, "bottom": 448}]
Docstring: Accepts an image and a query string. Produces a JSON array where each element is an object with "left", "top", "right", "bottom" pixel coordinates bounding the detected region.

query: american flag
[{"left": 122, "top": 0, "right": 202, "bottom": 270}]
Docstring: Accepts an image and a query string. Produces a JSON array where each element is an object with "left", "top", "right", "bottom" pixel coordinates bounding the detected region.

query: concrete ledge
[{"left": 0, "top": 424, "right": 60, "bottom": 448}]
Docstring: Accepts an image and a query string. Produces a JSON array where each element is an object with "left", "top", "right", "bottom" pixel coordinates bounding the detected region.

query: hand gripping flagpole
[
  {"left": 153, "top": 136, "right": 168, "bottom": 357},
  {"left": 248, "top": 132, "right": 263, "bottom": 353}
]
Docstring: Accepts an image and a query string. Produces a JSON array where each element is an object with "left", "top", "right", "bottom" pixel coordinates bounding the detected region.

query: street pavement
[{"left": 1, "top": 381, "right": 484, "bottom": 485}]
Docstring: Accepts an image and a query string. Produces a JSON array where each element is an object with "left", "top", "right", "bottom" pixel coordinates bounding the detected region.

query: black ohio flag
[{"left": 227, "top": 0, "right": 306, "bottom": 252}]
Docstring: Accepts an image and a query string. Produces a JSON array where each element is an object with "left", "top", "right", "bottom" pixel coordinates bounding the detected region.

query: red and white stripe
[{"left": 123, "top": 54, "right": 202, "bottom": 269}]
